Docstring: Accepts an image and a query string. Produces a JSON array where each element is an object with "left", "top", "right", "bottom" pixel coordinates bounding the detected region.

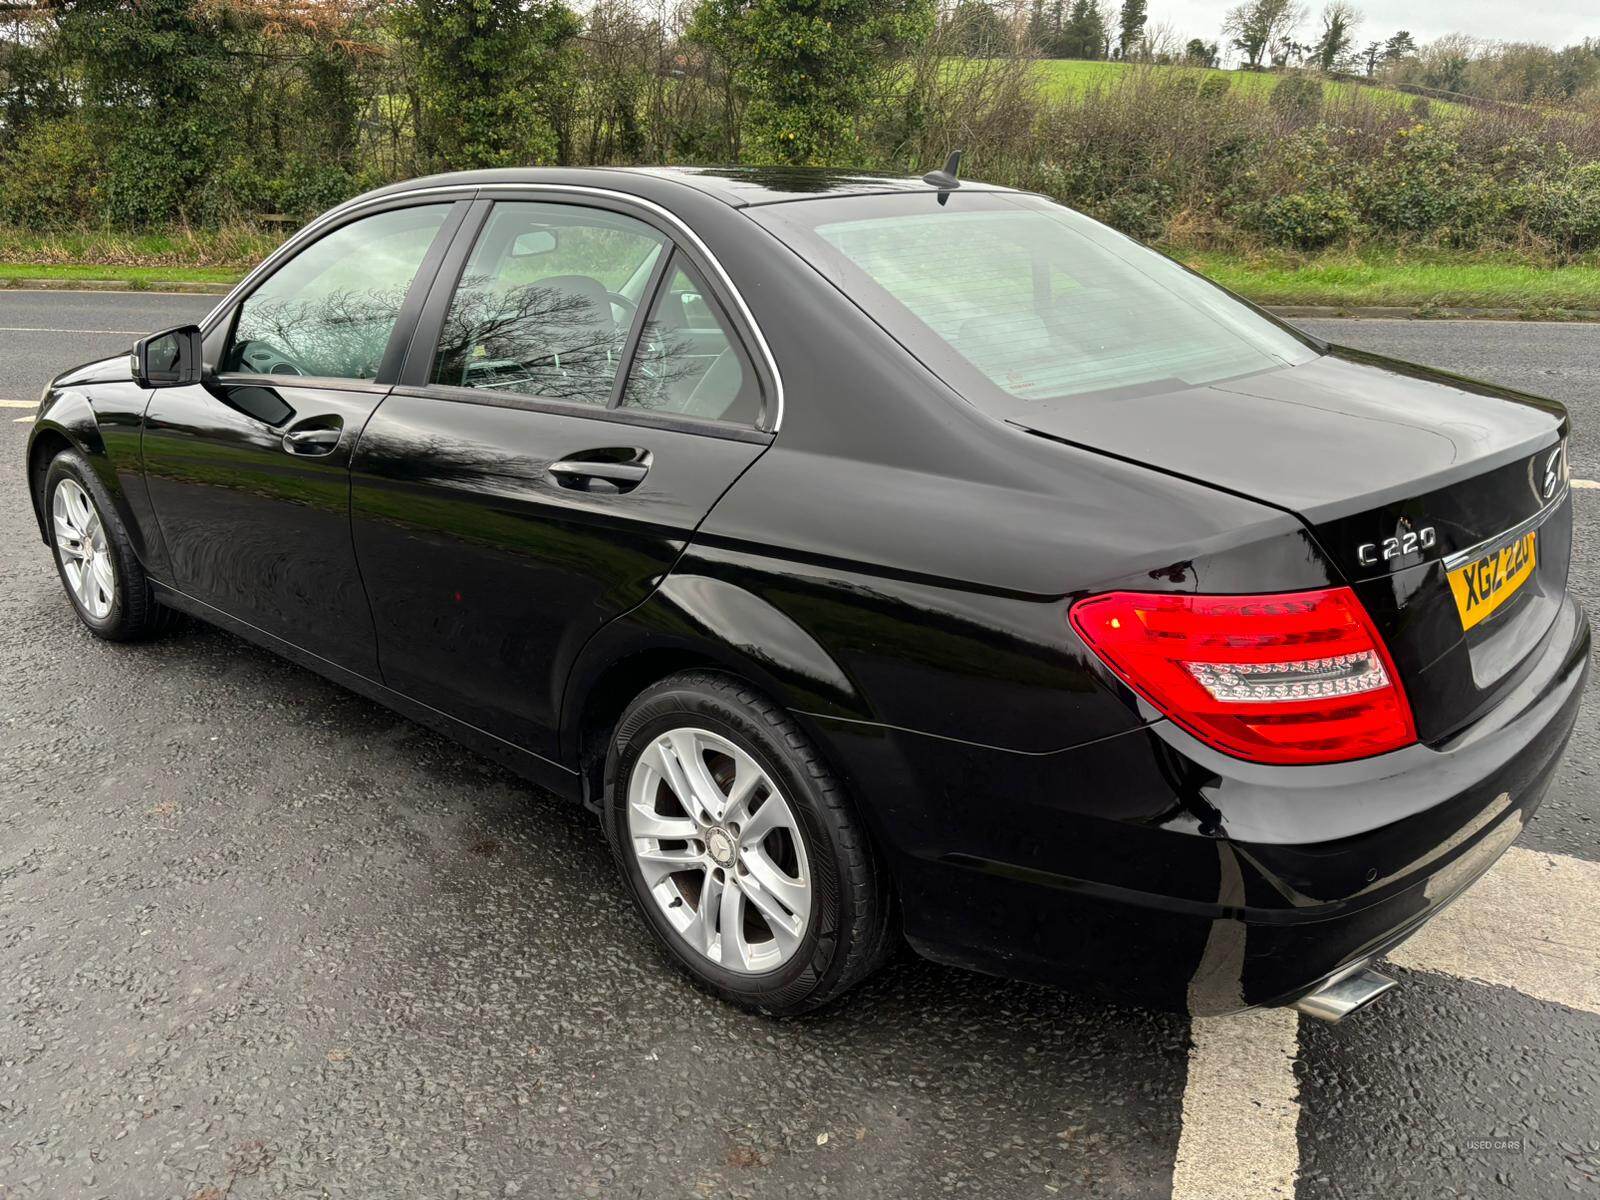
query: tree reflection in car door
[
  {"left": 229, "top": 284, "right": 415, "bottom": 381},
  {"left": 432, "top": 272, "right": 624, "bottom": 404}
]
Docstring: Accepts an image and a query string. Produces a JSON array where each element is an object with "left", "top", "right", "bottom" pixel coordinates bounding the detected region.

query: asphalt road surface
[{"left": 2, "top": 292, "right": 1597, "bottom": 1200}]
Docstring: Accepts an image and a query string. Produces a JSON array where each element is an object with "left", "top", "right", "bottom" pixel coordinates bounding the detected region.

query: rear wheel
[
  {"left": 604, "top": 671, "right": 895, "bottom": 1015},
  {"left": 44, "top": 448, "right": 172, "bottom": 641}
]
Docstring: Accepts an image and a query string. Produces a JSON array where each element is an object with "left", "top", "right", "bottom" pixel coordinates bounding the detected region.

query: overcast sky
[{"left": 1147, "top": 1, "right": 1594, "bottom": 53}]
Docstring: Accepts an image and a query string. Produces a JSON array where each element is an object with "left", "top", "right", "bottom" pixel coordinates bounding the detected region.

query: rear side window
[
  {"left": 757, "top": 194, "right": 1315, "bottom": 408},
  {"left": 431, "top": 202, "right": 668, "bottom": 406},
  {"left": 225, "top": 205, "right": 451, "bottom": 381},
  {"left": 620, "top": 259, "right": 759, "bottom": 425}
]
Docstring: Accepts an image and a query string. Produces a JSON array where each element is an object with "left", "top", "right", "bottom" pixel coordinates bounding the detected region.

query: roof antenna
[{"left": 922, "top": 149, "right": 963, "bottom": 190}]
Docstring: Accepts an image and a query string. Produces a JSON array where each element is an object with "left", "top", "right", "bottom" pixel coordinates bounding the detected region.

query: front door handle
[
  {"left": 549, "top": 450, "right": 651, "bottom": 494},
  {"left": 282, "top": 421, "right": 343, "bottom": 457}
]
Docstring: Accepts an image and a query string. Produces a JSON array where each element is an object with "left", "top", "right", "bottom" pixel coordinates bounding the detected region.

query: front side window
[
  {"left": 431, "top": 202, "right": 668, "bottom": 406},
  {"left": 754, "top": 193, "right": 1317, "bottom": 411},
  {"left": 225, "top": 204, "right": 451, "bottom": 381},
  {"left": 620, "top": 260, "right": 758, "bottom": 424}
]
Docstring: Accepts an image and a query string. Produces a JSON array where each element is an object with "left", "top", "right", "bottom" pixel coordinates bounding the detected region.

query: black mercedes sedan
[{"left": 23, "top": 166, "right": 1589, "bottom": 1021}]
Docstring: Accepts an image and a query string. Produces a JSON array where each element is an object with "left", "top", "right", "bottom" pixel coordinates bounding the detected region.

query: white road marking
[
  {"left": 0, "top": 398, "right": 37, "bottom": 407},
  {"left": 1572, "top": 479, "right": 1599, "bottom": 489},
  {"left": 1388, "top": 846, "right": 1600, "bottom": 1016},
  {"left": 0, "top": 326, "right": 145, "bottom": 335},
  {"left": 12, "top": 415, "right": 31, "bottom": 423},
  {"left": 1172, "top": 1008, "right": 1300, "bottom": 1200},
  {"left": 1173, "top": 846, "right": 1600, "bottom": 1200}
]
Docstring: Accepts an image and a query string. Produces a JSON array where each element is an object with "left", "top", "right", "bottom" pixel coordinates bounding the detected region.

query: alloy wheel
[
  {"left": 626, "top": 726, "right": 812, "bottom": 974},
  {"left": 52, "top": 478, "right": 115, "bottom": 621}
]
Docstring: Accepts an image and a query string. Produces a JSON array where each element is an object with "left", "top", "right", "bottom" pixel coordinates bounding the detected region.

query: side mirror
[{"left": 131, "top": 325, "right": 204, "bottom": 388}]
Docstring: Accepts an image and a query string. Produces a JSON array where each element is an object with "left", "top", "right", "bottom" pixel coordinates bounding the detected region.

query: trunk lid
[{"left": 1012, "top": 348, "right": 1572, "bottom": 744}]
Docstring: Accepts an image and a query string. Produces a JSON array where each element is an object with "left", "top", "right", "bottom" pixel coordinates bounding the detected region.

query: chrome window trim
[
  {"left": 1441, "top": 482, "right": 1569, "bottom": 571},
  {"left": 201, "top": 181, "right": 787, "bottom": 432}
]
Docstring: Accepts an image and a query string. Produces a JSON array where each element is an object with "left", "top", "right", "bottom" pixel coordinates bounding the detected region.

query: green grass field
[
  {"left": 1026, "top": 59, "right": 1457, "bottom": 114},
  {"left": 1178, "top": 248, "right": 1600, "bottom": 313}
]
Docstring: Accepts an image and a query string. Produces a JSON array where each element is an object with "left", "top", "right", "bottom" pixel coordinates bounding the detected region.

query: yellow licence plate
[{"left": 1447, "top": 530, "right": 1537, "bottom": 630}]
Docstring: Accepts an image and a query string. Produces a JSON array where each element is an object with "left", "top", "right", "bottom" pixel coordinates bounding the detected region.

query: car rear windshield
[{"left": 752, "top": 192, "right": 1317, "bottom": 408}]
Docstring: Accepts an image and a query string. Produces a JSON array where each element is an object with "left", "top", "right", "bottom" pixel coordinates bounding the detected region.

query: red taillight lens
[{"left": 1069, "top": 587, "right": 1417, "bottom": 765}]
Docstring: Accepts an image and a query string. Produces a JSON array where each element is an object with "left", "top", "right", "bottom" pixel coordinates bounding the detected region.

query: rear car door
[
  {"left": 142, "top": 199, "right": 470, "bottom": 678},
  {"left": 349, "top": 195, "right": 773, "bottom": 761}
]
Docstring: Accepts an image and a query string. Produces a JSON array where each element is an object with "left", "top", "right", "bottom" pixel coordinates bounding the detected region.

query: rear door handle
[{"left": 549, "top": 451, "right": 651, "bottom": 493}]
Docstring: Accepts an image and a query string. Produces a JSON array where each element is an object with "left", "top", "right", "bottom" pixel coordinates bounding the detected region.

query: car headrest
[{"left": 536, "top": 274, "right": 615, "bottom": 340}]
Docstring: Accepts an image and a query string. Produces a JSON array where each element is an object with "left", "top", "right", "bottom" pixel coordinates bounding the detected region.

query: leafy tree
[
  {"left": 1360, "top": 39, "right": 1382, "bottom": 75},
  {"left": 1313, "top": 1, "right": 1357, "bottom": 72},
  {"left": 1546, "top": 39, "right": 1600, "bottom": 100},
  {"left": 393, "top": 0, "right": 580, "bottom": 171},
  {"left": 1184, "top": 37, "right": 1218, "bottom": 67},
  {"left": 1058, "top": 0, "right": 1106, "bottom": 60},
  {"left": 1382, "top": 30, "right": 1417, "bottom": 62},
  {"left": 948, "top": 0, "right": 1007, "bottom": 55},
  {"left": 1222, "top": 0, "right": 1303, "bottom": 69},
  {"left": 1418, "top": 32, "right": 1473, "bottom": 93},
  {"left": 688, "top": 0, "right": 935, "bottom": 166},
  {"left": 1116, "top": 0, "right": 1145, "bottom": 59},
  {"left": 0, "top": 24, "right": 73, "bottom": 153},
  {"left": 52, "top": 0, "right": 233, "bottom": 224},
  {"left": 1027, "top": 0, "right": 1047, "bottom": 48}
]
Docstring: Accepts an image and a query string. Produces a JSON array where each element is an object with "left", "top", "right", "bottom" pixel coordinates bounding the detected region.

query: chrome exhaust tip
[{"left": 1291, "top": 966, "right": 1397, "bottom": 1023}]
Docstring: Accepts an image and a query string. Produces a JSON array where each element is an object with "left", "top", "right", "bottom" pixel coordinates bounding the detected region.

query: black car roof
[{"left": 353, "top": 165, "right": 1018, "bottom": 210}]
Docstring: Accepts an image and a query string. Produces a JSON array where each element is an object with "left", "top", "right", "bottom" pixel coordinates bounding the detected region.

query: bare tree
[
  {"left": 877, "top": 11, "right": 1040, "bottom": 173},
  {"left": 1094, "top": 0, "right": 1118, "bottom": 57},
  {"left": 1136, "top": 19, "right": 1181, "bottom": 63}
]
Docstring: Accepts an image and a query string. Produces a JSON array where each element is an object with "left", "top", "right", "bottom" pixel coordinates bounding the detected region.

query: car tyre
[
  {"left": 43, "top": 447, "right": 175, "bottom": 641},
  {"left": 604, "top": 670, "right": 896, "bottom": 1015}
]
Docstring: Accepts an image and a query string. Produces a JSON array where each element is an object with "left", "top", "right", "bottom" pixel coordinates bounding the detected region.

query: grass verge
[
  {"left": 0, "top": 222, "right": 280, "bottom": 286},
  {"left": 0, "top": 262, "right": 242, "bottom": 285},
  {"left": 1174, "top": 247, "right": 1600, "bottom": 315}
]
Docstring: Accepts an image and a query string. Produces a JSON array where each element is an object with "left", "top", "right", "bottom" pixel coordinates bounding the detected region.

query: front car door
[
  {"left": 350, "top": 194, "right": 774, "bottom": 762},
  {"left": 141, "top": 199, "right": 469, "bottom": 678}
]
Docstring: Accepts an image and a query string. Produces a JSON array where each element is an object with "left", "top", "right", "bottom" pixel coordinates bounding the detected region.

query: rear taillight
[{"left": 1069, "top": 587, "right": 1416, "bottom": 765}]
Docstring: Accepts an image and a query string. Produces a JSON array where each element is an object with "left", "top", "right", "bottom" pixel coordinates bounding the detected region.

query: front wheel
[
  {"left": 604, "top": 671, "right": 895, "bottom": 1015},
  {"left": 43, "top": 448, "right": 172, "bottom": 641}
]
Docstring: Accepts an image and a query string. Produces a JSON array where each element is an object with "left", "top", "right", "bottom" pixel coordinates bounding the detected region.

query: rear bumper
[{"left": 807, "top": 594, "right": 1590, "bottom": 1014}]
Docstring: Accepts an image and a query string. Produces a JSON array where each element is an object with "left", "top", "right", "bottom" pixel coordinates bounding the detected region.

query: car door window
[
  {"left": 431, "top": 203, "right": 668, "bottom": 406},
  {"left": 620, "top": 259, "right": 759, "bottom": 425},
  {"left": 224, "top": 204, "right": 451, "bottom": 382}
]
